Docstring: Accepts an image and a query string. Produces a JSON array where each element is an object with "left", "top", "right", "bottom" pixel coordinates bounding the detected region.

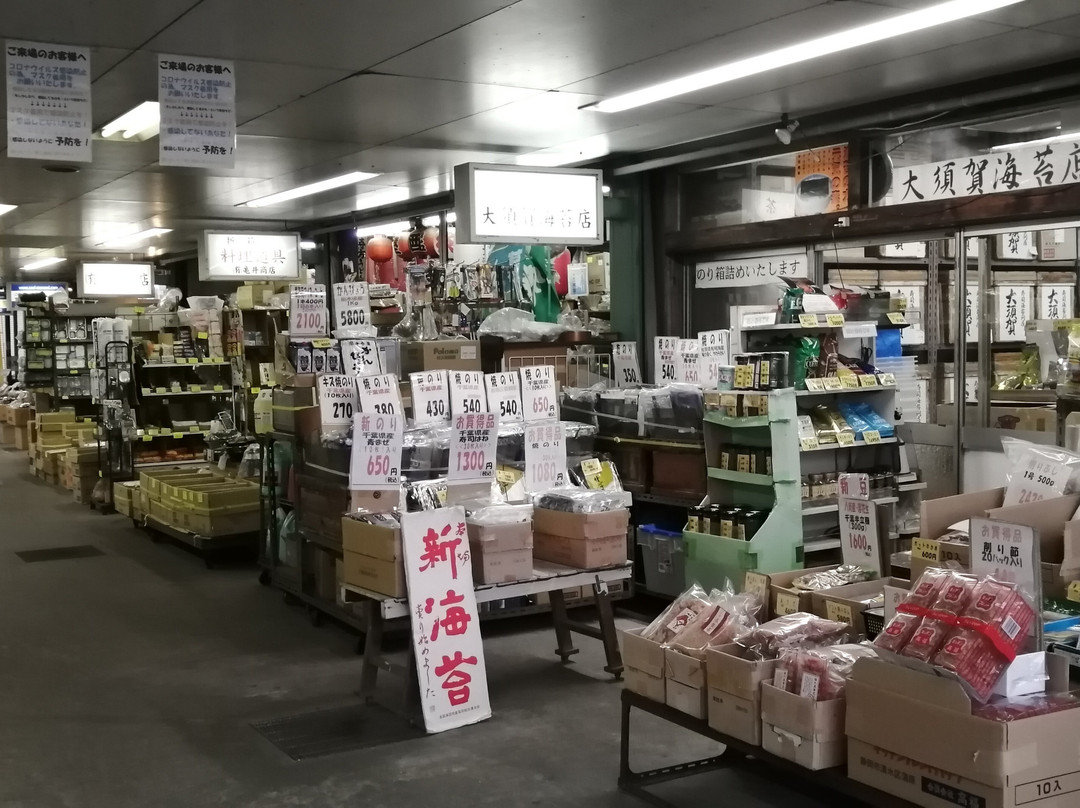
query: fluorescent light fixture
[
  {"left": 356, "top": 221, "right": 409, "bottom": 239},
  {"left": 101, "top": 101, "right": 160, "bottom": 139},
  {"left": 300, "top": 240, "right": 318, "bottom": 250},
  {"left": 0, "top": 204, "right": 16, "bottom": 216},
  {"left": 516, "top": 135, "right": 611, "bottom": 167},
  {"left": 22, "top": 256, "right": 65, "bottom": 271},
  {"left": 990, "top": 130, "right": 1080, "bottom": 151},
  {"left": 421, "top": 212, "right": 457, "bottom": 227},
  {"left": 594, "top": 0, "right": 1026, "bottom": 113},
  {"left": 602, "top": 185, "right": 611, "bottom": 194},
  {"left": 97, "top": 227, "right": 172, "bottom": 248},
  {"left": 245, "top": 171, "right": 381, "bottom": 208}
]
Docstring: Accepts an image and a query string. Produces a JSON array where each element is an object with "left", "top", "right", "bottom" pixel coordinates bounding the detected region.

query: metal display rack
[{"left": 98, "top": 339, "right": 135, "bottom": 501}]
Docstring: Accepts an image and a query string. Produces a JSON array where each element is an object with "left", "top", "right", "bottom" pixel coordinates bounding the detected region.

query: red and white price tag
[
  {"left": 675, "top": 338, "right": 701, "bottom": 385},
  {"left": 654, "top": 336, "right": 677, "bottom": 384},
  {"left": 289, "top": 283, "right": 328, "bottom": 338},
  {"left": 449, "top": 412, "right": 499, "bottom": 483},
  {"left": 449, "top": 370, "right": 487, "bottom": 416},
  {"left": 317, "top": 374, "right": 358, "bottom": 431},
  {"left": 484, "top": 371, "right": 523, "bottom": 422},
  {"left": 524, "top": 421, "right": 568, "bottom": 493},
  {"left": 521, "top": 365, "right": 558, "bottom": 421},
  {"left": 357, "top": 373, "right": 402, "bottom": 416},
  {"left": 839, "top": 496, "right": 881, "bottom": 576},
  {"left": 332, "top": 281, "right": 371, "bottom": 330},
  {"left": 348, "top": 413, "right": 403, "bottom": 490},
  {"left": 410, "top": 370, "right": 450, "bottom": 425},
  {"left": 340, "top": 338, "right": 381, "bottom": 377},
  {"left": 612, "top": 342, "right": 641, "bottom": 388},
  {"left": 699, "top": 329, "right": 731, "bottom": 386}
]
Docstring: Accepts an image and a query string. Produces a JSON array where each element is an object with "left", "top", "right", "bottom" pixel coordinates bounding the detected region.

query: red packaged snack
[
  {"left": 873, "top": 612, "right": 921, "bottom": 654},
  {"left": 736, "top": 613, "right": 851, "bottom": 661},
  {"left": 932, "top": 627, "right": 1008, "bottom": 702},
  {"left": 928, "top": 572, "right": 977, "bottom": 620},
  {"left": 974, "top": 692, "right": 1080, "bottom": 722},
  {"left": 898, "top": 567, "right": 951, "bottom": 614},
  {"left": 798, "top": 644, "right": 878, "bottom": 701},
  {"left": 900, "top": 617, "right": 950, "bottom": 662},
  {"left": 959, "top": 578, "right": 1035, "bottom": 661}
]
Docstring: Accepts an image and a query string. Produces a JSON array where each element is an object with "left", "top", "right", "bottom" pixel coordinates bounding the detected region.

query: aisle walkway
[{"left": 0, "top": 450, "right": 826, "bottom": 808}]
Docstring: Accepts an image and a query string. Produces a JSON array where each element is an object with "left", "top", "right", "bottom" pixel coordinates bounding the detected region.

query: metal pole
[
  {"left": 953, "top": 233, "right": 967, "bottom": 493},
  {"left": 976, "top": 236, "right": 993, "bottom": 429}
]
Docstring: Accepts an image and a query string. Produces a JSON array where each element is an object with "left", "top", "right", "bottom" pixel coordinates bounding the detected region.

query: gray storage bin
[{"left": 637, "top": 526, "right": 685, "bottom": 598}]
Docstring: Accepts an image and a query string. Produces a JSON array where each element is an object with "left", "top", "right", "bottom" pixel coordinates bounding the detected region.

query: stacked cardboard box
[
  {"left": 340, "top": 515, "right": 405, "bottom": 597},
  {"left": 707, "top": 643, "right": 777, "bottom": 745},
  {"left": 64, "top": 445, "right": 101, "bottom": 503},
  {"left": 761, "top": 679, "right": 847, "bottom": 770},
  {"left": 32, "top": 412, "right": 77, "bottom": 483},
  {"left": 467, "top": 520, "right": 533, "bottom": 584},
  {"left": 137, "top": 467, "right": 258, "bottom": 536},
  {"left": 532, "top": 507, "right": 629, "bottom": 568},
  {"left": 621, "top": 628, "right": 665, "bottom": 703},
  {"left": 113, "top": 481, "right": 140, "bottom": 517}
]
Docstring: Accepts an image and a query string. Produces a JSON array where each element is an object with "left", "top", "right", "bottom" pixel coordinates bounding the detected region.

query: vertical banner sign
[
  {"left": 994, "top": 285, "right": 1032, "bottom": 342},
  {"left": 401, "top": 507, "right": 491, "bottom": 733},
  {"left": 520, "top": 365, "right": 558, "bottom": 421},
  {"left": 484, "top": 371, "right": 523, "bottom": 422},
  {"left": 449, "top": 413, "right": 498, "bottom": 483},
  {"left": 410, "top": 370, "right": 450, "bottom": 425},
  {"left": 838, "top": 473, "right": 882, "bottom": 576},
  {"left": 654, "top": 337, "right": 677, "bottom": 384},
  {"left": 333, "top": 281, "right": 371, "bottom": 330},
  {"left": 1038, "top": 284, "right": 1074, "bottom": 321},
  {"left": 348, "top": 413, "right": 403, "bottom": 491},
  {"left": 340, "top": 339, "right": 380, "bottom": 377},
  {"left": 675, "top": 339, "right": 701, "bottom": 385},
  {"left": 611, "top": 341, "right": 641, "bottom": 388},
  {"left": 158, "top": 54, "right": 235, "bottom": 168},
  {"left": 6, "top": 41, "right": 92, "bottom": 162},
  {"left": 699, "top": 330, "right": 731, "bottom": 387},
  {"left": 317, "top": 374, "right": 358, "bottom": 433},
  {"left": 449, "top": 371, "right": 486, "bottom": 416},
  {"left": 524, "top": 421, "right": 568, "bottom": 493},
  {"left": 289, "top": 284, "right": 327, "bottom": 339},
  {"left": 356, "top": 373, "right": 402, "bottom": 416},
  {"left": 970, "top": 517, "right": 1042, "bottom": 651}
]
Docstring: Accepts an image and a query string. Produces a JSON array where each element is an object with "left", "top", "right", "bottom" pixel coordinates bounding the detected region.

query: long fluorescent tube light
[
  {"left": 22, "top": 257, "right": 65, "bottom": 271},
  {"left": 245, "top": 171, "right": 381, "bottom": 208},
  {"left": 990, "top": 130, "right": 1080, "bottom": 152},
  {"left": 0, "top": 204, "right": 16, "bottom": 216},
  {"left": 97, "top": 227, "right": 172, "bottom": 248},
  {"left": 300, "top": 240, "right": 317, "bottom": 250},
  {"left": 595, "top": 0, "right": 1026, "bottom": 113},
  {"left": 101, "top": 101, "right": 160, "bottom": 139},
  {"left": 421, "top": 212, "right": 457, "bottom": 227},
  {"left": 356, "top": 221, "right": 409, "bottom": 239}
]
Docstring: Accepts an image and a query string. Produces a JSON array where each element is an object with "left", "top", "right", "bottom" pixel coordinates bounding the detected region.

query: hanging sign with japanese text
[
  {"left": 333, "top": 281, "right": 371, "bottom": 330},
  {"left": 401, "top": 506, "right": 491, "bottom": 733},
  {"left": 484, "top": 371, "right": 523, "bottom": 422},
  {"left": 838, "top": 473, "right": 882, "bottom": 576},
  {"left": 200, "top": 231, "right": 300, "bottom": 281},
  {"left": 695, "top": 251, "right": 808, "bottom": 289},
  {"left": 612, "top": 341, "right": 642, "bottom": 388},
  {"left": 159, "top": 54, "right": 235, "bottom": 168},
  {"left": 340, "top": 339, "right": 380, "bottom": 377},
  {"left": 520, "top": 365, "right": 558, "bottom": 421},
  {"left": 77, "top": 263, "right": 154, "bottom": 298},
  {"left": 348, "top": 413, "right": 403, "bottom": 491},
  {"left": 356, "top": 373, "right": 402, "bottom": 416},
  {"left": 6, "top": 40, "right": 92, "bottom": 162},
  {"left": 524, "top": 421, "right": 568, "bottom": 493},
  {"left": 448, "top": 413, "right": 498, "bottom": 483},
  {"left": 317, "top": 374, "right": 358, "bottom": 434},
  {"left": 654, "top": 337, "right": 677, "bottom": 385},
  {"left": 698, "top": 330, "right": 731, "bottom": 386},
  {"left": 449, "top": 370, "right": 487, "bottom": 416},
  {"left": 675, "top": 339, "right": 701, "bottom": 385},
  {"left": 289, "top": 284, "right": 327, "bottom": 339},
  {"left": 410, "top": 370, "right": 450, "bottom": 425}
]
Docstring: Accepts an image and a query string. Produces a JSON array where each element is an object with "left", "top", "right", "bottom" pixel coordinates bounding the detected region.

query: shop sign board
[
  {"left": 348, "top": 413, "right": 403, "bottom": 491},
  {"left": 6, "top": 40, "right": 92, "bottom": 162},
  {"left": 316, "top": 374, "right": 357, "bottom": 433},
  {"left": 200, "top": 231, "right": 300, "bottom": 281},
  {"left": 340, "top": 339, "right": 380, "bottom": 377},
  {"left": 401, "top": 506, "right": 491, "bottom": 733},
  {"left": 8, "top": 282, "right": 67, "bottom": 302},
  {"left": 695, "top": 251, "right": 809, "bottom": 289},
  {"left": 524, "top": 421, "right": 567, "bottom": 493},
  {"left": 449, "top": 370, "right": 487, "bottom": 417},
  {"left": 484, "top": 371, "right": 523, "bottom": 422},
  {"left": 410, "top": 370, "right": 450, "bottom": 425},
  {"left": 288, "top": 284, "right": 327, "bottom": 339},
  {"left": 356, "top": 373, "right": 402, "bottom": 416},
  {"left": 159, "top": 54, "right": 235, "bottom": 168},
  {"left": 453, "top": 162, "right": 603, "bottom": 246},
  {"left": 448, "top": 413, "right": 498, "bottom": 483},
  {"left": 520, "top": 365, "right": 558, "bottom": 421},
  {"left": 612, "top": 341, "right": 641, "bottom": 388},
  {"left": 77, "top": 263, "right": 154, "bottom": 298}
]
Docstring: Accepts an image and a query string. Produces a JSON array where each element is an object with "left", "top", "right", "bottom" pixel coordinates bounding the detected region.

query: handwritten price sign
[{"left": 348, "top": 413, "right": 403, "bottom": 490}]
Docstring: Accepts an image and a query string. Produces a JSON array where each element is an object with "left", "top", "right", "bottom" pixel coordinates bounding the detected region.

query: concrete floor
[{"left": 0, "top": 450, "right": 828, "bottom": 808}]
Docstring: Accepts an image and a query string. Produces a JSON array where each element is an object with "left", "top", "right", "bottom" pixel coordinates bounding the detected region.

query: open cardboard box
[
  {"left": 706, "top": 643, "right": 776, "bottom": 746},
  {"left": 756, "top": 566, "right": 838, "bottom": 619},
  {"left": 620, "top": 627, "right": 665, "bottom": 703},
  {"left": 760, "top": 681, "right": 846, "bottom": 770},
  {"left": 809, "top": 580, "right": 885, "bottom": 638}
]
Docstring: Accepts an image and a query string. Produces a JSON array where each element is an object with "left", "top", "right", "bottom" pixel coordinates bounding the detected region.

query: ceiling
[{"left": 2, "top": 0, "right": 1080, "bottom": 280}]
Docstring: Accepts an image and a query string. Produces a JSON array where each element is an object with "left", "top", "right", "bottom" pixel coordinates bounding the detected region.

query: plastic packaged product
[
  {"left": 791, "top": 565, "right": 871, "bottom": 591},
  {"left": 873, "top": 612, "right": 922, "bottom": 654},
  {"left": 929, "top": 571, "right": 978, "bottom": 619},
  {"left": 816, "top": 333, "right": 839, "bottom": 378},
  {"left": 404, "top": 478, "right": 447, "bottom": 511},
  {"left": 640, "top": 584, "right": 714, "bottom": 644},
  {"left": 798, "top": 643, "right": 879, "bottom": 701},
  {"left": 973, "top": 692, "right": 1080, "bottom": 722},
  {"left": 848, "top": 402, "right": 895, "bottom": 438},
  {"left": 736, "top": 613, "right": 851, "bottom": 661},
  {"left": 959, "top": 578, "right": 1036, "bottom": 658},
  {"left": 899, "top": 567, "right": 952, "bottom": 613},
  {"left": 900, "top": 617, "right": 951, "bottom": 662},
  {"left": 809, "top": 404, "right": 853, "bottom": 444},
  {"left": 835, "top": 401, "right": 873, "bottom": 435},
  {"left": 1001, "top": 437, "right": 1080, "bottom": 506},
  {"left": 669, "top": 589, "right": 762, "bottom": 658},
  {"left": 792, "top": 336, "right": 820, "bottom": 388},
  {"left": 462, "top": 501, "right": 532, "bottom": 525},
  {"left": 534, "top": 487, "right": 631, "bottom": 513},
  {"left": 568, "top": 455, "right": 623, "bottom": 492},
  {"left": 931, "top": 625, "right": 1008, "bottom": 702},
  {"left": 560, "top": 387, "right": 599, "bottom": 426},
  {"left": 780, "top": 287, "right": 804, "bottom": 324}
]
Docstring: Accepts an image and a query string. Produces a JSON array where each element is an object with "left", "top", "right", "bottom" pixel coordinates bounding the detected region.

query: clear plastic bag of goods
[
  {"left": 462, "top": 500, "right": 533, "bottom": 525},
  {"left": 790, "top": 565, "right": 871, "bottom": 591},
  {"left": 181, "top": 294, "right": 223, "bottom": 312},
  {"left": 774, "top": 643, "right": 878, "bottom": 700},
  {"left": 405, "top": 478, "right": 447, "bottom": 511},
  {"left": 567, "top": 454, "right": 623, "bottom": 492},
  {"left": 640, "top": 583, "right": 714, "bottom": 644},
  {"left": 974, "top": 692, "right": 1080, "bottom": 722},
  {"left": 735, "top": 613, "right": 852, "bottom": 661},
  {"left": 534, "top": 487, "right": 631, "bottom": 513},
  {"left": 669, "top": 583, "right": 763, "bottom": 658},
  {"left": 560, "top": 386, "right": 599, "bottom": 426},
  {"left": 1002, "top": 437, "right": 1080, "bottom": 506}
]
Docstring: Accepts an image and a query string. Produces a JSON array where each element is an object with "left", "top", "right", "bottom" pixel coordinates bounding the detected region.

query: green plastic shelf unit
[{"left": 682, "top": 505, "right": 803, "bottom": 593}]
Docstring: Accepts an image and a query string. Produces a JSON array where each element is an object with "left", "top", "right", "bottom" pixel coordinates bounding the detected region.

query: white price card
[
  {"left": 410, "top": 370, "right": 450, "bottom": 425},
  {"left": 698, "top": 330, "right": 731, "bottom": 386},
  {"left": 449, "top": 370, "right": 487, "bottom": 416},
  {"left": 333, "top": 281, "right": 371, "bottom": 330},
  {"left": 348, "top": 413, "right": 403, "bottom": 491},
  {"left": 340, "top": 339, "right": 381, "bottom": 377},
  {"left": 842, "top": 322, "right": 878, "bottom": 339},
  {"left": 524, "top": 421, "right": 568, "bottom": 493},
  {"left": 289, "top": 284, "right": 328, "bottom": 338},
  {"left": 675, "top": 339, "right": 701, "bottom": 385},
  {"left": 357, "top": 373, "right": 402, "bottom": 416},
  {"left": 970, "top": 518, "right": 1040, "bottom": 597},
  {"left": 448, "top": 413, "right": 499, "bottom": 483},
  {"left": 654, "top": 336, "right": 678, "bottom": 384},
  {"left": 1003, "top": 450, "right": 1074, "bottom": 506},
  {"left": 612, "top": 341, "right": 642, "bottom": 388},
  {"left": 520, "top": 365, "right": 559, "bottom": 421},
  {"left": 316, "top": 374, "right": 358, "bottom": 432},
  {"left": 484, "top": 371, "right": 523, "bottom": 422},
  {"left": 839, "top": 496, "right": 882, "bottom": 576}
]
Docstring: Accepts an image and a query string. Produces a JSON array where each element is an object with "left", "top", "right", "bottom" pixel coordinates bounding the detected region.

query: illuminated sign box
[
  {"left": 200, "top": 230, "right": 301, "bottom": 280},
  {"left": 7, "top": 282, "right": 68, "bottom": 302},
  {"left": 77, "top": 263, "right": 154, "bottom": 298},
  {"left": 453, "top": 163, "right": 603, "bottom": 246}
]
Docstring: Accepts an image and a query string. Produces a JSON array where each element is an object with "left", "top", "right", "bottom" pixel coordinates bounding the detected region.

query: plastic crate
[{"left": 637, "top": 525, "right": 685, "bottom": 598}]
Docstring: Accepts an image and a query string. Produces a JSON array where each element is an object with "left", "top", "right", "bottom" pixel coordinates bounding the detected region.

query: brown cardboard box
[
  {"left": 847, "top": 656, "right": 1080, "bottom": 808},
  {"left": 8, "top": 406, "right": 31, "bottom": 427},
  {"left": 625, "top": 667, "right": 664, "bottom": 702},
  {"left": 272, "top": 387, "right": 317, "bottom": 433},
  {"left": 466, "top": 521, "right": 532, "bottom": 552},
  {"left": 532, "top": 507, "right": 630, "bottom": 540},
  {"left": 341, "top": 516, "right": 401, "bottom": 561},
  {"left": 708, "top": 689, "right": 761, "bottom": 745},
  {"left": 763, "top": 566, "right": 838, "bottom": 618},
  {"left": 149, "top": 498, "right": 178, "bottom": 525},
  {"left": 883, "top": 576, "right": 912, "bottom": 622},
  {"left": 471, "top": 548, "right": 533, "bottom": 584},
  {"left": 0, "top": 423, "right": 16, "bottom": 446},
  {"left": 809, "top": 580, "right": 885, "bottom": 638},
  {"left": 621, "top": 627, "right": 665, "bottom": 702},
  {"left": 664, "top": 647, "right": 707, "bottom": 718},
  {"left": 760, "top": 682, "right": 846, "bottom": 770},
  {"left": 341, "top": 551, "right": 406, "bottom": 597},
  {"left": 533, "top": 532, "right": 626, "bottom": 568},
  {"left": 178, "top": 509, "right": 259, "bottom": 536},
  {"left": 14, "top": 426, "right": 30, "bottom": 451},
  {"left": 399, "top": 339, "right": 480, "bottom": 374},
  {"left": 666, "top": 678, "right": 707, "bottom": 719},
  {"left": 705, "top": 643, "right": 775, "bottom": 744}
]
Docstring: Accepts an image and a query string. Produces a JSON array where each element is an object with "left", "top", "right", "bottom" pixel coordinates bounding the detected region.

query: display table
[
  {"left": 619, "top": 689, "right": 913, "bottom": 808},
  {"left": 341, "top": 561, "right": 633, "bottom": 707}
]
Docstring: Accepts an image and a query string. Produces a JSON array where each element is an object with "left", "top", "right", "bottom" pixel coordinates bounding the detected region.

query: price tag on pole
[
  {"left": 349, "top": 413, "right": 403, "bottom": 490},
  {"left": 654, "top": 336, "right": 677, "bottom": 384},
  {"left": 289, "top": 284, "right": 328, "bottom": 338},
  {"left": 409, "top": 370, "right": 450, "bottom": 425},
  {"left": 449, "top": 412, "right": 499, "bottom": 483},
  {"left": 316, "top": 374, "right": 358, "bottom": 433},
  {"left": 699, "top": 329, "right": 731, "bottom": 387},
  {"left": 675, "top": 339, "right": 701, "bottom": 385},
  {"left": 340, "top": 339, "right": 381, "bottom": 377},
  {"left": 524, "top": 421, "right": 568, "bottom": 493},
  {"left": 484, "top": 370, "right": 523, "bottom": 422},
  {"left": 838, "top": 473, "right": 882, "bottom": 575},
  {"left": 612, "top": 341, "right": 641, "bottom": 388},
  {"left": 357, "top": 373, "right": 403, "bottom": 416},
  {"left": 449, "top": 370, "right": 487, "bottom": 416},
  {"left": 332, "top": 281, "right": 371, "bottom": 330},
  {"left": 521, "top": 365, "right": 558, "bottom": 421}
]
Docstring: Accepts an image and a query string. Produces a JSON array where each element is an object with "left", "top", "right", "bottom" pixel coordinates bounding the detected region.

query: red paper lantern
[
  {"left": 395, "top": 233, "right": 413, "bottom": 261},
  {"left": 367, "top": 235, "right": 393, "bottom": 263}
]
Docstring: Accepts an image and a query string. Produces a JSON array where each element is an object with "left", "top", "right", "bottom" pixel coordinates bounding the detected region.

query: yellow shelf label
[
  {"left": 197, "top": 332, "right": 209, "bottom": 340},
  {"left": 878, "top": 373, "right": 896, "bottom": 386},
  {"left": 886, "top": 312, "right": 907, "bottom": 325},
  {"left": 189, "top": 385, "right": 202, "bottom": 392},
  {"left": 912, "top": 538, "right": 939, "bottom": 562},
  {"left": 213, "top": 385, "right": 224, "bottom": 392},
  {"left": 311, "top": 338, "right": 333, "bottom": 349},
  {"left": 775, "top": 592, "right": 800, "bottom": 616},
  {"left": 859, "top": 375, "right": 878, "bottom": 388},
  {"left": 804, "top": 378, "right": 826, "bottom": 392},
  {"left": 826, "top": 601, "right": 854, "bottom": 625},
  {"left": 837, "top": 432, "right": 856, "bottom": 447},
  {"left": 825, "top": 313, "right": 845, "bottom": 327},
  {"left": 863, "top": 430, "right": 882, "bottom": 444},
  {"left": 142, "top": 435, "right": 152, "bottom": 442},
  {"left": 133, "top": 306, "right": 145, "bottom": 314},
  {"left": 823, "top": 377, "right": 843, "bottom": 391},
  {"left": 251, "top": 386, "right": 261, "bottom": 394},
  {"left": 841, "top": 375, "right": 860, "bottom": 389},
  {"left": 798, "top": 314, "right": 818, "bottom": 328},
  {"left": 173, "top": 432, "right": 183, "bottom": 439},
  {"left": 1067, "top": 581, "right": 1080, "bottom": 603},
  {"left": 156, "top": 387, "right": 167, "bottom": 394},
  {"left": 800, "top": 436, "right": 819, "bottom": 451}
]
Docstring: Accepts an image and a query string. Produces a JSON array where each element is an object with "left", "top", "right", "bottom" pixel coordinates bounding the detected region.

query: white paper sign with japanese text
[
  {"left": 698, "top": 330, "right": 731, "bottom": 386},
  {"left": 357, "top": 373, "right": 402, "bottom": 416},
  {"left": 449, "top": 413, "right": 498, "bottom": 483},
  {"left": 316, "top": 374, "right": 358, "bottom": 434},
  {"left": 348, "top": 413, "right": 403, "bottom": 491},
  {"left": 520, "top": 365, "right": 558, "bottom": 421},
  {"left": 448, "top": 370, "right": 486, "bottom": 416},
  {"left": 401, "top": 507, "right": 490, "bottom": 733},
  {"left": 838, "top": 474, "right": 881, "bottom": 575},
  {"left": 1038, "top": 284, "right": 1074, "bottom": 320},
  {"left": 653, "top": 337, "right": 677, "bottom": 384},
  {"left": 1002, "top": 449, "right": 1074, "bottom": 506},
  {"left": 201, "top": 232, "right": 300, "bottom": 280},
  {"left": 289, "top": 284, "right": 328, "bottom": 339},
  {"left": 611, "top": 341, "right": 641, "bottom": 388},
  {"left": 524, "top": 421, "right": 568, "bottom": 493},
  {"left": 159, "top": 54, "right": 235, "bottom": 168},
  {"left": 695, "top": 252, "right": 808, "bottom": 289},
  {"left": 484, "top": 371, "right": 523, "bottom": 422},
  {"left": 6, "top": 40, "right": 92, "bottom": 162},
  {"left": 674, "top": 339, "right": 701, "bottom": 385},
  {"left": 994, "top": 285, "right": 1032, "bottom": 342},
  {"left": 410, "top": 370, "right": 450, "bottom": 425},
  {"left": 340, "top": 339, "right": 381, "bottom": 377},
  {"left": 970, "top": 518, "right": 1040, "bottom": 598},
  {"left": 333, "top": 281, "right": 371, "bottom": 330}
]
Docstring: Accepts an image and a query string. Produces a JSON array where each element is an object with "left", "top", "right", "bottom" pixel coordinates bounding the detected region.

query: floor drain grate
[
  {"left": 251, "top": 703, "right": 425, "bottom": 761},
  {"left": 15, "top": 545, "right": 105, "bottom": 563}
]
